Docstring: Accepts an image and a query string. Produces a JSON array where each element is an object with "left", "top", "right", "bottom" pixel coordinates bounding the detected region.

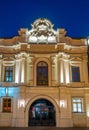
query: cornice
[{"left": 0, "top": 41, "right": 87, "bottom": 54}]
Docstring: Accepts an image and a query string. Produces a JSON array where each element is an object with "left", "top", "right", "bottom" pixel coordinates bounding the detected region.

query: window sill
[
  {"left": 72, "top": 112, "right": 85, "bottom": 115},
  {"left": 1, "top": 82, "right": 15, "bottom": 87},
  {"left": 0, "top": 112, "right": 12, "bottom": 114},
  {"left": 70, "top": 82, "right": 85, "bottom": 87},
  {"left": 2, "top": 111, "right": 12, "bottom": 113}
]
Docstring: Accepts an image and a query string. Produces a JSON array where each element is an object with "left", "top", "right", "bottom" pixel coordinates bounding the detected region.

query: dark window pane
[
  {"left": 37, "top": 61, "right": 48, "bottom": 86},
  {"left": 72, "top": 66, "right": 80, "bottom": 82}
]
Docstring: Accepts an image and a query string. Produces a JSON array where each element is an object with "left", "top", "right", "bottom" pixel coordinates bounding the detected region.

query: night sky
[{"left": 0, "top": 0, "right": 89, "bottom": 38}]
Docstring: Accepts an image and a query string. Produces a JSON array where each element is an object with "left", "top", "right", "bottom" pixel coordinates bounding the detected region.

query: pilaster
[
  {"left": 59, "top": 87, "right": 73, "bottom": 127},
  {"left": 51, "top": 56, "right": 58, "bottom": 86},
  {"left": 82, "top": 56, "right": 88, "bottom": 83},
  {"left": 85, "top": 94, "right": 89, "bottom": 127},
  {"left": 21, "top": 58, "right": 26, "bottom": 84},
  {"left": 0, "top": 60, "right": 2, "bottom": 82},
  {"left": 27, "top": 56, "right": 34, "bottom": 86},
  {"left": 64, "top": 60, "right": 70, "bottom": 84},
  {"left": 15, "top": 59, "right": 21, "bottom": 83},
  {"left": 59, "top": 59, "right": 64, "bottom": 84}
]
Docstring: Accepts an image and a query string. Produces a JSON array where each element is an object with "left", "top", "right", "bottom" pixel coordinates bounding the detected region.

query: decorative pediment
[
  {"left": 70, "top": 57, "right": 82, "bottom": 61},
  {"left": 3, "top": 57, "right": 15, "bottom": 61},
  {"left": 3, "top": 57, "right": 15, "bottom": 66},
  {"left": 27, "top": 18, "right": 57, "bottom": 43}
]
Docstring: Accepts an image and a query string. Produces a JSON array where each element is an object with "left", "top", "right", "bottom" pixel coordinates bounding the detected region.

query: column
[
  {"left": 15, "top": 60, "right": 21, "bottom": 83},
  {"left": 0, "top": 61, "right": 2, "bottom": 82},
  {"left": 27, "top": 56, "right": 34, "bottom": 86},
  {"left": 82, "top": 59, "right": 88, "bottom": 83},
  {"left": 55, "top": 57, "right": 58, "bottom": 84},
  {"left": 21, "top": 58, "right": 26, "bottom": 84},
  {"left": 51, "top": 56, "right": 58, "bottom": 86},
  {"left": 60, "top": 60, "right": 64, "bottom": 83},
  {"left": 65, "top": 60, "right": 70, "bottom": 84},
  {"left": 52, "top": 64, "right": 55, "bottom": 86}
]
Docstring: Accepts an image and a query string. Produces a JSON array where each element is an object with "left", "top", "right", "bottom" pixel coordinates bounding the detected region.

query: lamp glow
[
  {"left": 18, "top": 99, "right": 25, "bottom": 108},
  {"left": 0, "top": 87, "right": 20, "bottom": 97},
  {"left": 60, "top": 100, "right": 65, "bottom": 108}
]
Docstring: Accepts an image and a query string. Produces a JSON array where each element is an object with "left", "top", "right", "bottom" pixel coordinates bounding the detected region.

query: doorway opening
[{"left": 28, "top": 98, "right": 56, "bottom": 126}]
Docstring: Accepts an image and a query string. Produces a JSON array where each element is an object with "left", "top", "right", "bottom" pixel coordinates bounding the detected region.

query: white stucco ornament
[{"left": 27, "top": 18, "right": 57, "bottom": 43}]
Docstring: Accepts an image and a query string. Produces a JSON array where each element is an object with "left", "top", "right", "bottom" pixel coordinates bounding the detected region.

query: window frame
[
  {"left": 4, "top": 66, "right": 14, "bottom": 82},
  {"left": 72, "top": 97, "right": 84, "bottom": 113},
  {"left": 70, "top": 62, "right": 82, "bottom": 82},
  {"left": 71, "top": 66, "right": 80, "bottom": 82},
  {"left": 37, "top": 61, "right": 48, "bottom": 86},
  {"left": 2, "top": 98, "right": 12, "bottom": 113}
]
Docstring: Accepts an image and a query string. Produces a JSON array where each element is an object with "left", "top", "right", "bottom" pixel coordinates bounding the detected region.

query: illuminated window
[
  {"left": 72, "top": 66, "right": 80, "bottom": 82},
  {"left": 4, "top": 66, "right": 13, "bottom": 82},
  {"left": 37, "top": 61, "right": 48, "bottom": 86},
  {"left": 72, "top": 98, "right": 83, "bottom": 113},
  {"left": 3, "top": 98, "right": 11, "bottom": 112}
]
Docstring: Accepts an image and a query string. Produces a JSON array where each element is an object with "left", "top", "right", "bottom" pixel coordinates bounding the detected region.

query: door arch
[{"left": 28, "top": 98, "right": 56, "bottom": 126}]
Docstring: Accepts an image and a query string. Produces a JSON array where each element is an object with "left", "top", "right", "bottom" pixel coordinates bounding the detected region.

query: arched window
[{"left": 37, "top": 61, "right": 48, "bottom": 86}]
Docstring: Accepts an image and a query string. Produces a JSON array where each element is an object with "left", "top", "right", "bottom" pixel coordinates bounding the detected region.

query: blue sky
[{"left": 0, "top": 0, "right": 89, "bottom": 38}]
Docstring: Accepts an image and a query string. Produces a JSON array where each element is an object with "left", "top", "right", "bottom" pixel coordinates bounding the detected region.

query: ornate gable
[{"left": 27, "top": 18, "right": 57, "bottom": 43}]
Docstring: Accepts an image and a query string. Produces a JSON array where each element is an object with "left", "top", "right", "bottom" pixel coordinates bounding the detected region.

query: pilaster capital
[
  {"left": 15, "top": 52, "right": 29, "bottom": 60},
  {"left": 28, "top": 55, "right": 35, "bottom": 64},
  {"left": 50, "top": 55, "right": 56, "bottom": 65},
  {"left": 0, "top": 54, "right": 3, "bottom": 60},
  {"left": 57, "top": 53, "right": 70, "bottom": 61},
  {"left": 82, "top": 55, "right": 87, "bottom": 61}
]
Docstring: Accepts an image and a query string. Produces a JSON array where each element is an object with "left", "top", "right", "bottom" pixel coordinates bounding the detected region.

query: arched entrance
[{"left": 28, "top": 98, "right": 56, "bottom": 126}]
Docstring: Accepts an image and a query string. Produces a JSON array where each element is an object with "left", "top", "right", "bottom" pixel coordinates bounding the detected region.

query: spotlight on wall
[
  {"left": 60, "top": 100, "right": 65, "bottom": 108},
  {"left": 18, "top": 99, "right": 25, "bottom": 109}
]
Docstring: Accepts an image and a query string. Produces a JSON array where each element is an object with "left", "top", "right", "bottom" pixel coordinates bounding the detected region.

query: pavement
[{"left": 0, "top": 127, "right": 89, "bottom": 130}]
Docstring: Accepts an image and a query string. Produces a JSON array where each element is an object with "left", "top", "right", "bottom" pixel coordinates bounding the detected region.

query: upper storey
[{"left": 0, "top": 18, "right": 86, "bottom": 46}]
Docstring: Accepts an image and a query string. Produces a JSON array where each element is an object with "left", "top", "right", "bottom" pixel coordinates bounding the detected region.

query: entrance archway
[{"left": 28, "top": 98, "right": 56, "bottom": 126}]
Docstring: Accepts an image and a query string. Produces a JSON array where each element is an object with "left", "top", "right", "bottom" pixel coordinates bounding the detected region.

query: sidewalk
[{"left": 0, "top": 127, "right": 89, "bottom": 130}]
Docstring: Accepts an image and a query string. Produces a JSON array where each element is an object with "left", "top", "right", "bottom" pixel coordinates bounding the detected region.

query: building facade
[{"left": 0, "top": 18, "right": 89, "bottom": 127}]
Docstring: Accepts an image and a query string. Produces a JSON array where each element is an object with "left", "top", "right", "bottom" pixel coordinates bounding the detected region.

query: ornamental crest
[{"left": 27, "top": 18, "right": 57, "bottom": 43}]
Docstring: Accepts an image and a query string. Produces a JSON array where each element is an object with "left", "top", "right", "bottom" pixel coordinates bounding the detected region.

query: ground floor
[{"left": 0, "top": 86, "right": 89, "bottom": 127}]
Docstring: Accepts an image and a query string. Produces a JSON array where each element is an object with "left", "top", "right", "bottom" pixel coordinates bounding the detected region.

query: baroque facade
[{"left": 0, "top": 18, "right": 89, "bottom": 127}]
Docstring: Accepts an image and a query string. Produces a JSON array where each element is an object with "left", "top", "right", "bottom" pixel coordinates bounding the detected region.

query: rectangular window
[
  {"left": 72, "top": 98, "right": 83, "bottom": 113},
  {"left": 3, "top": 98, "right": 11, "bottom": 112},
  {"left": 72, "top": 66, "right": 80, "bottom": 82},
  {"left": 4, "top": 66, "right": 13, "bottom": 82}
]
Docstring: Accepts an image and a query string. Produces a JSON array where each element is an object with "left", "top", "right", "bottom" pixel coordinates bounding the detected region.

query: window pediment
[
  {"left": 3, "top": 57, "right": 15, "bottom": 61},
  {"left": 70, "top": 57, "right": 82, "bottom": 61},
  {"left": 3, "top": 57, "right": 15, "bottom": 66}
]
